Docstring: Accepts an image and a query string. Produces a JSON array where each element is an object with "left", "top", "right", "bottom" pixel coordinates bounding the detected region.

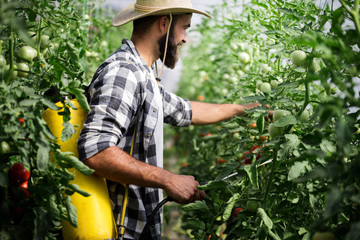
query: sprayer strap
[{"left": 119, "top": 115, "right": 139, "bottom": 238}]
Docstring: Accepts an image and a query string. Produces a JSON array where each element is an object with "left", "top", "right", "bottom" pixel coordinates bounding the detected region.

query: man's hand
[{"left": 163, "top": 174, "right": 206, "bottom": 204}]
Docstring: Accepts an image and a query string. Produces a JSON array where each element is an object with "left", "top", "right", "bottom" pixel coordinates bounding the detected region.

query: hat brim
[{"left": 112, "top": 3, "right": 212, "bottom": 27}]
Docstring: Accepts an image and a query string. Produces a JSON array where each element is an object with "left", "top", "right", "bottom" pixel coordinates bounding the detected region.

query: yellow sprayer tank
[{"left": 42, "top": 99, "right": 117, "bottom": 240}]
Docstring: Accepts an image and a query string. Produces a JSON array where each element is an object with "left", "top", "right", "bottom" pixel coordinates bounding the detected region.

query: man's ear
[{"left": 158, "top": 16, "right": 169, "bottom": 34}]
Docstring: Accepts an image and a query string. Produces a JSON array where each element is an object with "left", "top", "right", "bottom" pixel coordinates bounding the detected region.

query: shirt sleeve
[
  {"left": 158, "top": 85, "right": 192, "bottom": 127},
  {"left": 78, "top": 61, "right": 142, "bottom": 161}
]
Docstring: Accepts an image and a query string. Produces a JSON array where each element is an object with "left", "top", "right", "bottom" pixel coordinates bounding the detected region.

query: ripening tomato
[{"left": 8, "top": 163, "right": 30, "bottom": 186}]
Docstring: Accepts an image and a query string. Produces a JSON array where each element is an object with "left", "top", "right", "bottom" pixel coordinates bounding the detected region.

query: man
[{"left": 78, "top": 0, "right": 261, "bottom": 239}]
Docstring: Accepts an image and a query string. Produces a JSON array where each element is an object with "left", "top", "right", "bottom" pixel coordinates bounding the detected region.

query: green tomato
[
  {"left": 232, "top": 132, "right": 240, "bottom": 140},
  {"left": 312, "top": 232, "right": 336, "bottom": 240},
  {"left": 0, "top": 141, "right": 11, "bottom": 155},
  {"left": 2, "top": 65, "right": 17, "bottom": 81},
  {"left": 266, "top": 38, "right": 276, "bottom": 45},
  {"left": 40, "top": 35, "right": 50, "bottom": 49},
  {"left": 16, "top": 62, "right": 30, "bottom": 77},
  {"left": 260, "top": 63, "right": 271, "bottom": 74},
  {"left": 300, "top": 109, "right": 310, "bottom": 121},
  {"left": 260, "top": 82, "right": 271, "bottom": 93},
  {"left": 268, "top": 123, "right": 283, "bottom": 137},
  {"left": 273, "top": 109, "right": 289, "bottom": 122},
  {"left": 270, "top": 80, "right": 279, "bottom": 88},
  {"left": 238, "top": 52, "right": 251, "bottom": 64},
  {"left": 246, "top": 200, "right": 261, "bottom": 212},
  {"left": 256, "top": 80, "right": 263, "bottom": 90},
  {"left": 230, "top": 41, "right": 238, "bottom": 50},
  {"left": 310, "top": 58, "right": 321, "bottom": 72},
  {"left": 17, "top": 46, "right": 37, "bottom": 61},
  {"left": 0, "top": 55, "right": 6, "bottom": 68},
  {"left": 290, "top": 50, "right": 307, "bottom": 66}
]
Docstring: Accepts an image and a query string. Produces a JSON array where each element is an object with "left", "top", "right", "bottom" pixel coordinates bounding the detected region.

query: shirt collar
[{"left": 122, "top": 39, "right": 153, "bottom": 74}]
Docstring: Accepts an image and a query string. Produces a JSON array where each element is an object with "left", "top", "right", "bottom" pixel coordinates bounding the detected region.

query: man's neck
[{"left": 131, "top": 35, "right": 159, "bottom": 67}]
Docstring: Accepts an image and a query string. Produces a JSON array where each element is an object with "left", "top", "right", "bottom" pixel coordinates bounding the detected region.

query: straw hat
[{"left": 112, "top": 0, "right": 212, "bottom": 27}]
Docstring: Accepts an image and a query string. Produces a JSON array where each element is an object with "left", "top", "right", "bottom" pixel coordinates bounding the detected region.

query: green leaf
[
  {"left": 257, "top": 115, "right": 264, "bottom": 134},
  {"left": 223, "top": 193, "right": 240, "bottom": 221},
  {"left": 61, "top": 121, "right": 76, "bottom": 142},
  {"left": 288, "top": 161, "right": 309, "bottom": 181},
  {"left": 41, "top": 97, "right": 62, "bottom": 111},
  {"left": 68, "top": 87, "right": 90, "bottom": 112},
  {"left": 19, "top": 99, "right": 39, "bottom": 107},
  {"left": 197, "top": 180, "right": 227, "bottom": 191},
  {"left": 55, "top": 150, "right": 94, "bottom": 175},
  {"left": 181, "top": 200, "right": 209, "bottom": 212},
  {"left": 347, "top": 222, "right": 360, "bottom": 240},
  {"left": 244, "top": 159, "right": 259, "bottom": 189},
  {"left": 65, "top": 196, "right": 78, "bottom": 228},
  {"left": 36, "top": 142, "right": 50, "bottom": 172},
  {"left": 293, "top": 67, "right": 307, "bottom": 73},
  {"left": 257, "top": 208, "right": 273, "bottom": 230},
  {"left": 302, "top": 131, "right": 323, "bottom": 146},
  {"left": 34, "top": 207, "right": 50, "bottom": 239},
  {"left": 274, "top": 115, "right": 297, "bottom": 127},
  {"left": 324, "top": 186, "right": 342, "bottom": 218},
  {"left": 0, "top": 170, "right": 8, "bottom": 187},
  {"left": 68, "top": 183, "right": 91, "bottom": 197},
  {"left": 320, "top": 139, "right": 336, "bottom": 154},
  {"left": 280, "top": 134, "right": 300, "bottom": 155},
  {"left": 243, "top": 95, "right": 266, "bottom": 102}
]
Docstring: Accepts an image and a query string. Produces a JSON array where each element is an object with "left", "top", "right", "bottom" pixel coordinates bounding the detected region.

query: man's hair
[{"left": 132, "top": 14, "right": 185, "bottom": 35}]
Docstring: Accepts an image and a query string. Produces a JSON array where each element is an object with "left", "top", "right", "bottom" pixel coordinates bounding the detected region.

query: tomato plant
[
  {"left": 171, "top": 0, "right": 360, "bottom": 239},
  {"left": 0, "top": 0, "right": 130, "bottom": 238}
]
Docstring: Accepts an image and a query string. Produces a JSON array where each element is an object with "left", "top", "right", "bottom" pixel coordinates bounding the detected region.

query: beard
[{"left": 158, "top": 30, "right": 179, "bottom": 69}]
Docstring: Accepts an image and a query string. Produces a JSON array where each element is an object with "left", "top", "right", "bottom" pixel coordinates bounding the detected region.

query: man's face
[{"left": 158, "top": 14, "right": 192, "bottom": 69}]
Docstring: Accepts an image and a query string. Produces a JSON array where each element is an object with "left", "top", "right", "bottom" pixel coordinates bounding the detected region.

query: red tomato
[
  {"left": 10, "top": 205, "right": 24, "bottom": 223},
  {"left": 242, "top": 151, "right": 252, "bottom": 165},
  {"left": 218, "top": 158, "right": 226, "bottom": 164},
  {"left": 8, "top": 163, "right": 30, "bottom": 185},
  {"left": 234, "top": 207, "right": 244, "bottom": 218}
]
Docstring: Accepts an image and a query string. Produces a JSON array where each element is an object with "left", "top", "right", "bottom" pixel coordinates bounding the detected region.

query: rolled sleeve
[
  {"left": 78, "top": 61, "right": 142, "bottom": 161},
  {"left": 159, "top": 85, "right": 192, "bottom": 127}
]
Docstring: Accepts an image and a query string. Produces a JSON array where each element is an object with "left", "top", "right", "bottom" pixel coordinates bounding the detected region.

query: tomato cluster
[{"left": 7, "top": 163, "right": 31, "bottom": 222}]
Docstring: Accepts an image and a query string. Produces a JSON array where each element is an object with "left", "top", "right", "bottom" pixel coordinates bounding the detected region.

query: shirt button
[
  {"left": 147, "top": 133, "right": 151, "bottom": 138},
  {"left": 153, "top": 109, "right": 157, "bottom": 113}
]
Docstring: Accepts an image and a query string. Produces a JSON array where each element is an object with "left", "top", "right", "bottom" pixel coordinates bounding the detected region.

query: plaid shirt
[{"left": 78, "top": 39, "right": 192, "bottom": 240}]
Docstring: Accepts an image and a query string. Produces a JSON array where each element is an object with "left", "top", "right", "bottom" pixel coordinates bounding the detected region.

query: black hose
[{"left": 138, "top": 197, "right": 174, "bottom": 240}]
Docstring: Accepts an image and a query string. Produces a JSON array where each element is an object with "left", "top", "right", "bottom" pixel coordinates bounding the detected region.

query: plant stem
[
  {"left": 339, "top": 0, "right": 360, "bottom": 40},
  {"left": 264, "top": 150, "right": 277, "bottom": 202},
  {"left": 5, "top": 29, "right": 15, "bottom": 85}
]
